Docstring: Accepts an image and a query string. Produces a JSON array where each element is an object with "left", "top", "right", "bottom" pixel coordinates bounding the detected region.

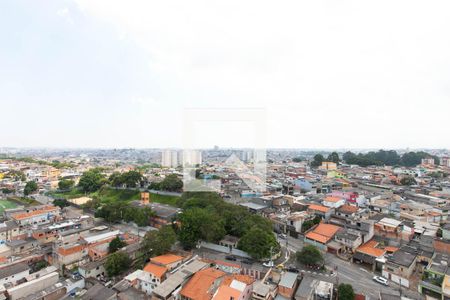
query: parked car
[
  {"left": 225, "top": 255, "right": 237, "bottom": 261},
  {"left": 263, "top": 261, "right": 274, "bottom": 268},
  {"left": 279, "top": 233, "right": 287, "bottom": 239},
  {"left": 241, "top": 259, "right": 254, "bottom": 265},
  {"left": 373, "top": 276, "right": 389, "bottom": 286},
  {"left": 286, "top": 267, "right": 300, "bottom": 273}
]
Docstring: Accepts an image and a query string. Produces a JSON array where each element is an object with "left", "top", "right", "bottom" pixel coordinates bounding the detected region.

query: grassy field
[
  {"left": 50, "top": 187, "right": 180, "bottom": 207},
  {"left": 149, "top": 193, "right": 179, "bottom": 206},
  {"left": 0, "top": 199, "right": 18, "bottom": 213}
]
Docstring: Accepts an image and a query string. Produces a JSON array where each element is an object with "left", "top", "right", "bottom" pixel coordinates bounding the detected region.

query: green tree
[
  {"left": 78, "top": 169, "right": 106, "bottom": 193},
  {"left": 301, "top": 216, "right": 321, "bottom": 232},
  {"left": 105, "top": 251, "right": 131, "bottom": 277},
  {"left": 109, "top": 172, "right": 124, "bottom": 187},
  {"left": 238, "top": 227, "right": 279, "bottom": 260},
  {"left": 178, "top": 208, "right": 225, "bottom": 249},
  {"left": 327, "top": 152, "right": 340, "bottom": 164},
  {"left": 292, "top": 157, "right": 304, "bottom": 163},
  {"left": 141, "top": 226, "right": 177, "bottom": 263},
  {"left": 159, "top": 174, "right": 183, "bottom": 192},
  {"left": 1, "top": 188, "right": 14, "bottom": 194},
  {"left": 338, "top": 284, "right": 355, "bottom": 300},
  {"left": 109, "top": 237, "right": 127, "bottom": 253},
  {"left": 400, "top": 176, "right": 417, "bottom": 186},
  {"left": 58, "top": 179, "right": 75, "bottom": 191},
  {"left": 310, "top": 154, "right": 324, "bottom": 168},
  {"left": 121, "top": 170, "right": 144, "bottom": 188},
  {"left": 53, "top": 198, "right": 70, "bottom": 209},
  {"left": 296, "top": 245, "right": 323, "bottom": 266},
  {"left": 24, "top": 181, "right": 38, "bottom": 195}
]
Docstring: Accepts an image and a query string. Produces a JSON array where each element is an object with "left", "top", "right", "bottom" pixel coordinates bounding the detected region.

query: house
[
  {"left": 79, "top": 259, "right": 107, "bottom": 279},
  {"left": 419, "top": 253, "right": 450, "bottom": 299},
  {"left": 320, "top": 162, "right": 337, "bottom": 171},
  {"left": 304, "top": 223, "right": 342, "bottom": 251},
  {"left": 278, "top": 272, "right": 298, "bottom": 299},
  {"left": 382, "top": 246, "right": 418, "bottom": 288},
  {"left": 0, "top": 262, "right": 29, "bottom": 286},
  {"left": 152, "top": 259, "right": 209, "bottom": 300},
  {"left": 0, "top": 220, "right": 26, "bottom": 241},
  {"left": 180, "top": 267, "right": 226, "bottom": 300},
  {"left": 334, "top": 231, "right": 362, "bottom": 253},
  {"left": 322, "top": 196, "right": 345, "bottom": 209},
  {"left": 335, "top": 205, "right": 359, "bottom": 219},
  {"left": 212, "top": 274, "right": 254, "bottom": 300},
  {"left": 307, "top": 204, "right": 332, "bottom": 220},
  {"left": 10, "top": 205, "right": 61, "bottom": 226},
  {"left": 219, "top": 235, "right": 240, "bottom": 250},
  {"left": 139, "top": 263, "right": 168, "bottom": 295},
  {"left": 82, "top": 283, "right": 117, "bottom": 300},
  {"left": 374, "top": 218, "right": 413, "bottom": 241},
  {"left": 150, "top": 254, "right": 184, "bottom": 271},
  {"left": 295, "top": 277, "right": 333, "bottom": 300},
  {"left": 352, "top": 240, "right": 387, "bottom": 272},
  {"left": 6, "top": 271, "right": 59, "bottom": 300},
  {"left": 252, "top": 280, "right": 277, "bottom": 300}
]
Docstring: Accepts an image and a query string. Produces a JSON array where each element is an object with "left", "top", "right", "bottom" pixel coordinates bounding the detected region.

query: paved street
[{"left": 282, "top": 236, "right": 423, "bottom": 300}]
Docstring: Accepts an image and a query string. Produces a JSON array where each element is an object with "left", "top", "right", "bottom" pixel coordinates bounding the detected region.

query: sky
[{"left": 1, "top": 0, "right": 449, "bottom": 149}]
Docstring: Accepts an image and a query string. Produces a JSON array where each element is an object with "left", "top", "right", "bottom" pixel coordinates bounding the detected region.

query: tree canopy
[
  {"left": 327, "top": 152, "right": 340, "bottom": 164},
  {"left": 58, "top": 179, "right": 75, "bottom": 191},
  {"left": 105, "top": 251, "right": 131, "bottom": 277},
  {"left": 400, "top": 175, "right": 417, "bottom": 186},
  {"left": 310, "top": 154, "right": 324, "bottom": 168},
  {"left": 24, "top": 181, "right": 38, "bottom": 195},
  {"left": 238, "top": 227, "right": 279, "bottom": 260},
  {"left": 95, "top": 202, "right": 155, "bottom": 227},
  {"left": 342, "top": 150, "right": 438, "bottom": 167},
  {"left": 149, "top": 174, "right": 183, "bottom": 192},
  {"left": 296, "top": 245, "right": 323, "bottom": 266},
  {"left": 109, "top": 236, "right": 127, "bottom": 253},
  {"left": 176, "top": 192, "right": 278, "bottom": 259},
  {"left": 141, "top": 226, "right": 177, "bottom": 264},
  {"left": 109, "top": 170, "right": 144, "bottom": 188},
  {"left": 78, "top": 168, "right": 107, "bottom": 193},
  {"left": 338, "top": 284, "right": 355, "bottom": 300}
]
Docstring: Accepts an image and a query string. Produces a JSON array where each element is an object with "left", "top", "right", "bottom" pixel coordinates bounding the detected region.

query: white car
[
  {"left": 263, "top": 261, "right": 274, "bottom": 268},
  {"left": 373, "top": 276, "right": 389, "bottom": 286}
]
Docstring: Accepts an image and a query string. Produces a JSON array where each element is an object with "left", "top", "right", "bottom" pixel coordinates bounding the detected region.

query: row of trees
[
  {"left": 310, "top": 152, "right": 340, "bottom": 167},
  {"left": 176, "top": 192, "right": 279, "bottom": 259},
  {"left": 342, "top": 150, "right": 438, "bottom": 167},
  {"left": 308, "top": 150, "right": 439, "bottom": 168},
  {"left": 77, "top": 169, "right": 183, "bottom": 194},
  {"left": 95, "top": 202, "right": 155, "bottom": 227},
  {"left": 148, "top": 174, "right": 183, "bottom": 192},
  {"left": 109, "top": 171, "right": 145, "bottom": 188}
]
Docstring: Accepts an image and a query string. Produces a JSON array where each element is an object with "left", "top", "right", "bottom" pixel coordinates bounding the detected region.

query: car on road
[
  {"left": 278, "top": 233, "right": 287, "bottom": 239},
  {"left": 241, "top": 259, "right": 254, "bottom": 265},
  {"left": 373, "top": 276, "right": 389, "bottom": 286},
  {"left": 263, "top": 261, "right": 274, "bottom": 267},
  {"left": 225, "top": 256, "right": 237, "bottom": 261}
]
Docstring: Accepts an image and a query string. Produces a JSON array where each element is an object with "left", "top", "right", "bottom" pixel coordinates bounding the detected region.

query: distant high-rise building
[
  {"left": 240, "top": 150, "right": 254, "bottom": 162},
  {"left": 421, "top": 157, "right": 435, "bottom": 166},
  {"left": 161, "top": 150, "right": 179, "bottom": 168},
  {"left": 441, "top": 157, "right": 450, "bottom": 167},
  {"left": 183, "top": 150, "right": 202, "bottom": 166}
]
